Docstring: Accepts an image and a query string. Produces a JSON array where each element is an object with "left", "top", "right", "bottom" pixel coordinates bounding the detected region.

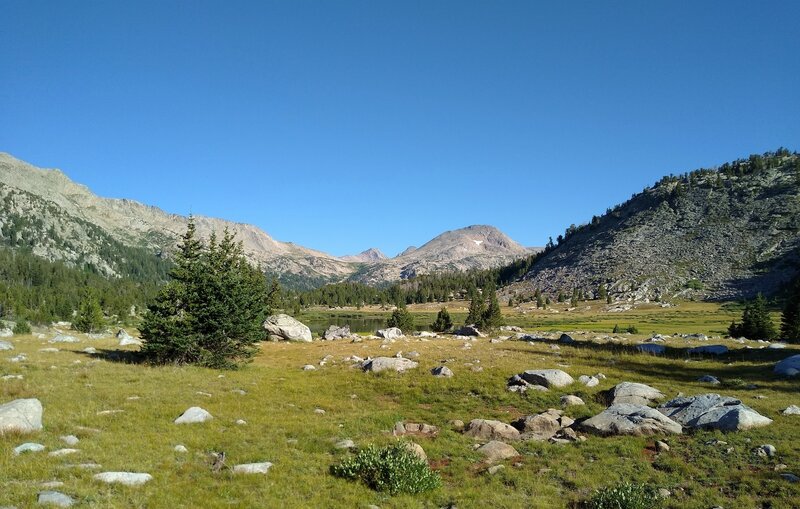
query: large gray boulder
[
  {"left": 263, "top": 314, "right": 312, "bottom": 342},
  {"left": 463, "top": 419, "right": 520, "bottom": 441},
  {"left": 775, "top": 354, "right": 800, "bottom": 377},
  {"left": 0, "top": 340, "right": 13, "bottom": 351},
  {"left": 376, "top": 327, "right": 404, "bottom": 340},
  {"left": 579, "top": 404, "right": 683, "bottom": 436},
  {"left": 0, "top": 398, "right": 43, "bottom": 434},
  {"left": 0, "top": 327, "right": 13, "bottom": 338},
  {"left": 477, "top": 441, "right": 519, "bottom": 462},
  {"left": 174, "top": 407, "right": 213, "bottom": 424},
  {"left": 511, "top": 369, "right": 574, "bottom": 388},
  {"left": 657, "top": 394, "right": 772, "bottom": 431},
  {"left": 602, "top": 382, "right": 665, "bottom": 406},
  {"left": 361, "top": 357, "right": 418, "bottom": 373}
]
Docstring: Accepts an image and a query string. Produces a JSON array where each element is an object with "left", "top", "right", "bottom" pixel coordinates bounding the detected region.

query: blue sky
[{"left": 2, "top": 1, "right": 798, "bottom": 257}]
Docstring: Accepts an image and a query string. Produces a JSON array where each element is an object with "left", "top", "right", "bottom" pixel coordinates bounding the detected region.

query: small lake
[{"left": 299, "top": 312, "right": 431, "bottom": 334}]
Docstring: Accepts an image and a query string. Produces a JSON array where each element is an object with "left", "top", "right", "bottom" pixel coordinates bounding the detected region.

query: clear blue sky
[{"left": 2, "top": 1, "right": 798, "bottom": 257}]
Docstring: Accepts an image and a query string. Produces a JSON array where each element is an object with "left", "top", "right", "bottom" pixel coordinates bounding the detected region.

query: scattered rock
[
  {"left": 508, "top": 369, "right": 574, "bottom": 389},
  {"left": 774, "top": 354, "right": 800, "bottom": 377},
  {"left": 450, "top": 419, "right": 465, "bottom": 431},
  {"left": 656, "top": 440, "right": 670, "bottom": 452},
  {"left": 454, "top": 325, "right": 485, "bottom": 337},
  {"left": 782, "top": 405, "right": 800, "bottom": 415},
  {"left": 82, "top": 347, "right": 97, "bottom": 354},
  {"left": 322, "top": 325, "right": 356, "bottom": 341},
  {"left": 477, "top": 441, "right": 519, "bottom": 463},
  {"left": 263, "top": 314, "right": 313, "bottom": 342},
  {"left": 578, "top": 375, "right": 600, "bottom": 387},
  {"left": 558, "top": 333, "right": 576, "bottom": 345},
  {"left": 463, "top": 419, "right": 520, "bottom": 441},
  {"left": 698, "top": 375, "right": 721, "bottom": 385},
  {"left": 657, "top": 394, "right": 773, "bottom": 431},
  {"left": 49, "top": 334, "right": 78, "bottom": 343},
  {"left": 60, "top": 435, "right": 79, "bottom": 446},
  {"left": 512, "top": 412, "right": 561, "bottom": 440},
  {"left": 174, "top": 407, "right": 213, "bottom": 424},
  {"left": 37, "top": 491, "right": 74, "bottom": 507},
  {"left": 49, "top": 449, "right": 79, "bottom": 457},
  {"left": 601, "top": 382, "right": 665, "bottom": 406},
  {"left": 431, "top": 366, "right": 454, "bottom": 378},
  {"left": 116, "top": 329, "right": 142, "bottom": 346},
  {"left": 394, "top": 421, "right": 439, "bottom": 436},
  {"left": 0, "top": 398, "right": 43, "bottom": 434},
  {"left": 781, "top": 473, "right": 800, "bottom": 483},
  {"left": 314, "top": 408, "right": 326, "bottom": 415},
  {"left": 334, "top": 439, "right": 355, "bottom": 449},
  {"left": 560, "top": 395, "right": 585, "bottom": 406},
  {"left": 376, "top": 327, "right": 404, "bottom": 340},
  {"left": 755, "top": 444, "right": 776, "bottom": 458},
  {"left": 232, "top": 462, "right": 273, "bottom": 474},
  {"left": 0, "top": 328, "right": 12, "bottom": 338},
  {"left": 361, "top": 357, "right": 418, "bottom": 373},
  {"left": 302, "top": 364, "right": 316, "bottom": 371},
  {"left": 0, "top": 340, "right": 13, "bottom": 351},
  {"left": 579, "top": 403, "right": 683, "bottom": 436},
  {"left": 403, "top": 442, "right": 427, "bottom": 461},
  {"left": 174, "top": 445, "right": 188, "bottom": 453},
  {"left": 487, "top": 464, "right": 505, "bottom": 475},
  {"left": 14, "top": 442, "right": 45, "bottom": 455},
  {"left": 93, "top": 472, "right": 153, "bottom": 486}
]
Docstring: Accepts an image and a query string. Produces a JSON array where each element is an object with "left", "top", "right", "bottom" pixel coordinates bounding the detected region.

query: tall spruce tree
[
  {"left": 73, "top": 293, "right": 104, "bottom": 333},
  {"left": 781, "top": 279, "right": 800, "bottom": 342},
  {"left": 140, "top": 219, "right": 269, "bottom": 369},
  {"left": 431, "top": 307, "right": 453, "bottom": 332},
  {"left": 729, "top": 293, "right": 777, "bottom": 340},
  {"left": 482, "top": 283, "right": 502, "bottom": 329},
  {"left": 465, "top": 286, "right": 486, "bottom": 326}
]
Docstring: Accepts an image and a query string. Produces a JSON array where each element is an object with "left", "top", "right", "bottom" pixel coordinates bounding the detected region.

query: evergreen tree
[
  {"left": 597, "top": 284, "right": 607, "bottom": 301},
  {"left": 781, "top": 280, "right": 800, "bottom": 342},
  {"left": 481, "top": 284, "right": 503, "bottom": 329},
  {"left": 430, "top": 307, "right": 453, "bottom": 333},
  {"left": 465, "top": 287, "right": 486, "bottom": 325},
  {"left": 73, "top": 293, "right": 104, "bottom": 333},
  {"left": 536, "top": 295, "right": 544, "bottom": 309},
  {"left": 729, "top": 293, "right": 777, "bottom": 340},
  {"left": 140, "top": 219, "right": 268, "bottom": 369},
  {"left": 386, "top": 305, "right": 414, "bottom": 333}
]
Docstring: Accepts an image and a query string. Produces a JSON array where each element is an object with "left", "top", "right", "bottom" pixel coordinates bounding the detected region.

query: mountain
[
  {"left": 349, "top": 225, "right": 534, "bottom": 285},
  {"left": 0, "top": 153, "right": 530, "bottom": 289},
  {"left": 342, "top": 248, "right": 387, "bottom": 263},
  {"left": 503, "top": 150, "right": 800, "bottom": 302}
]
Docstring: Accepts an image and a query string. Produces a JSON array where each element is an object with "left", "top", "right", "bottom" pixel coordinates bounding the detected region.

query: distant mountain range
[
  {"left": 0, "top": 153, "right": 534, "bottom": 289},
  {"left": 504, "top": 149, "right": 800, "bottom": 302}
]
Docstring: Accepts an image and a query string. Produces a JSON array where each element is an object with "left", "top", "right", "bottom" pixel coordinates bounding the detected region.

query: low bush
[
  {"left": 585, "top": 482, "right": 661, "bottom": 509},
  {"left": 331, "top": 442, "right": 441, "bottom": 495}
]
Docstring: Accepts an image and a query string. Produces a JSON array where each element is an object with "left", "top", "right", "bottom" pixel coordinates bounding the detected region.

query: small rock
[
  {"left": 93, "top": 472, "right": 153, "bottom": 486},
  {"left": 0, "top": 340, "right": 13, "bottom": 351},
  {"left": 578, "top": 375, "right": 599, "bottom": 387},
  {"left": 235, "top": 419, "right": 247, "bottom": 425},
  {"left": 697, "top": 375, "right": 721, "bottom": 385},
  {"left": 477, "top": 441, "right": 519, "bottom": 463},
  {"left": 656, "top": 441, "right": 670, "bottom": 453},
  {"left": 756, "top": 444, "right": 776, "bottom": 458},
  {"left": 232, "top": 462, "right": 273, "bottom": 474},
  {"left": 431, "top": 366, "right": 454, "bottom": 378},
  {"left": 314, "top": 408, "right": 326, "bottom": 415},
  {"left": 658, "top": 488, "right": 671, "bottom": 498},
  {"left": 560, "top": 395, "right": 585, "bottom": 407},
  {"left": 404, "top": 442, "right": 427, "bottom": 461},
  {"left": 14, "top": 442, "right": 45, "bottom": 455},
  {"left": 302, "top": 365, "right": 316, "bottom": 371},
  {"left": 487, "top": 464, "right": 505, "bottom": 475},
  {"left": 174, "top": 445, "right": 188, "bottom": 453},
  {"left": 174, "top": 407, "right": 213, "bottom": 424},
  {"left": 450, "top": 419, "right": 465, "bottom": 431},
  {"left": 37, "top": 491, "right": 74, "bottom": 507},
  {"left": 781, "top": 473, "right": 800, "bottom": 483},
  {"left": 334, "top": 439, "right": 355, "bottom": 449},
  {"left": 60, "top": 435, "right": 79, "bottom": 446},
  {"left": 782, "top": 405, "right": 800, "bottom": 415},
  {"left": 48, "top": 449, "right": 79, "bottom": 457},
  {"left": 464, "top": 419, "right": 520, "bottom": 441}
]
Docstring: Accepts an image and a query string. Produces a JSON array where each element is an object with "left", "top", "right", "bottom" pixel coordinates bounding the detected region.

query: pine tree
[
  {"left": 73, "top": 293, "right": 104, "bottom": 333},
  {"left": 729, "top": 293, "right": 777, "bottom": 340},
  {"left": 781, "top": 280, "right": 800, "bottom": 342},
  {"left": 465, "top": 287, "right": 486, "bottom": 326},
  {"left": 386, "top": 305, "right": 414, "bottom": 333},
  {"left": 140, "top": 220, "right": 269, "bottom": 369},
  {"left": 431, "top": 307, "right": 453, "bottom": 332},
  {"left": 481, "top": 284, "right": 502, "bottom": 329},
  {"left": 598, "top": 284, "right": 608, "bottom": 301}
]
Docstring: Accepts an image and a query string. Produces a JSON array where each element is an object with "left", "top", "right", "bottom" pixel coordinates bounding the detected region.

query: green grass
[{"left": 1, "top": 303, "right": 799, "bottom": 508}]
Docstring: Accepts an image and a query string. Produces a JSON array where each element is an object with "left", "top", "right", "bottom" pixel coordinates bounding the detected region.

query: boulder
[
  {"left": 14, "top": 442, "right": 45, "bottom": 455},
  {"left": 697, "top": 375, "right": 721, "bottom": 385},
  {"left": 558, "top": 333, "right": 576, "bottom": 345},
  {"left": 657, "top": 394, "right": 772, "bottom": 431},
  {"left": 688, "top": 345, "right": 728, "bottom": 355},
  {"left": 477, "top": 441, "right": 518, "bottom": 463},
  {"left": 560, "top": 395, "right": 585, "bottom": 406},
  {"left": 602, "top": 382, "right": 665, "bottom": 406},
  {"left": 512, "top": 413, "right": 561, "bottom": 440},
  {"left": 775, "top": 354, "right": 800, "bottom": 377},
  {"left": 578, "top": 375, "right": 600, "bottom": 387},
  {"left": 453, "top": 325, "right": 485, "bottom": 337},
  {"left": 263, "top": 314, "right": 312, "bottom": 342},
  {"left": 431, "top": 366, "right": 454, "bottom": 378},
  {"left": 232, "top": 462, "right": 273, "bottom": 474},
  {"left": 636, "top": 343, "right": 665, "bottom": 355},
  {"left": 93, "top": 472, "right": 152, "bottom": 486},
  {"left": 361, "top": 357, "right": 418, "bottom": 373},
  {"left": 579, "top": 403, "right": 683, "bottom": 436},
  {"left": 376, "top": 327, "right": 404, "bottom": 340},
  {"left": 49, "top": 334, "right": 78, "bottom": 343},
  {"left": 403, "top": 442, "right": 427, "bottom": 461},
  {"left": 322, "top": 325, "right": 354, "bottom": 341},
  {"left": 782, "top": 405, "right": 800, "bottom": 415},
  {"left": 174, "top": 407, "right": 213, "bottom": 424},
  {"left": 0, "top": 327, "right": 12, "bottom": 337},
  {"left": 0, "top": 340, "right": 13, "bottom": 351},
  {"left": 463, "top": 419, "right": 520, "bottom": 441},
  {"left": 511, "top": 369, "right": 574, "bottom": 388},
  {"left": 0, "top": 398, "right": 43, "bottom": 434}
]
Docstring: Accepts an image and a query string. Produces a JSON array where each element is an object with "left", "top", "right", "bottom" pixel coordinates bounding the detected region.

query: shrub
[
  {"left": 12, "top": 318, "right": 31, "bottom": 335},
  {"left": 331, "top": 442, "right": 441, "bottom": 495},
  {"left": 585, "top": 482, "right": 662, "bottom": 509},
  {"left": 626, "top": 325, "right": 639, "bottom": 334},
  {"left": 430, "top": 307, "right": 453, "bottom": 332},
  {"left": 73, "top": 294, "right": 105, "bottom": 333}
]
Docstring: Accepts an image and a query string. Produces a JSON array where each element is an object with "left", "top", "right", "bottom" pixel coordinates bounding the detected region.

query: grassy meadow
[{"left": 1, "top": 301, "right": 799, "bottom": 508}]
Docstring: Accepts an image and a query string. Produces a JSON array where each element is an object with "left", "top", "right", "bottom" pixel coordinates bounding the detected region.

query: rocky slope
[
  {"left": 504, "top": 150, "right": 800, "bottom": 302},
  {"left": 0, "top": 153, "right": 530, "bottom": 289}
]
